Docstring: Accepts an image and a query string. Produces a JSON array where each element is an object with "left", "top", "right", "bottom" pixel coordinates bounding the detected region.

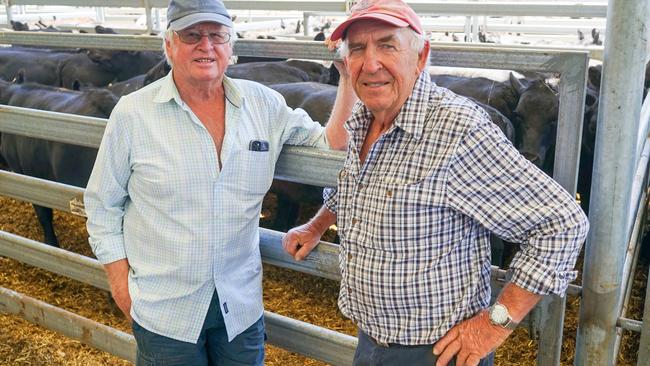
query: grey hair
[
  {"left": 161, "top": 26, "right": 237, "bottom": 68},
  {"left": 338, "top": 27, "right": 429, "bottom": 66}
]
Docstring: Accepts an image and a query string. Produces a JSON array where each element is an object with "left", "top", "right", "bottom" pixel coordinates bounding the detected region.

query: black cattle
[
  {"left": 143, "top": 59, "right": 172, "bottom": 86},
  {"left": 270, "top": 82, "right": 336, "bottom": 123},
  {"left": 0, "top": 78, "right": 118, "bottom": 247},
  {"left": 107, "top": 74, "right": 146, "bottom": 97},
  {"left": 0, "top": 47, "right": 73, "bottom": 85},
  {"left": 430, "top": 74, "right": 519, "bottom": 122},
  {"left": 226, "top": 61, "right": 313, "bottom": 84},
  {"left": 508, "top": 73, "right": 559, "bottom": 168},
  {"left": 285, "top": 59, "right": 331, "bottom": 84}
]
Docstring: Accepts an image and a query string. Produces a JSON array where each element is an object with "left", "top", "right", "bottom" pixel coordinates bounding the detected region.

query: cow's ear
[
  {"left": 13, "top": 69, "right": 25, "bottom": 84},
  {"left": 509, "top": 72, "right": 526, "bottom": 96},
  {"left": 72, "top": 80, "right": 81, "bottom": 91}
]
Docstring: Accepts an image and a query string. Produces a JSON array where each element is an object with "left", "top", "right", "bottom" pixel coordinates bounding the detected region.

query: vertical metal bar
[
  {"left": 303, "top": 12, "right": 309, "bottom": 36},
  {"left": 472, "top": 15, "right": 479, "bottom": 42},
  {"left": 464, "top": 15, "right": 471, "bottom": 41},
  {"left": 4, "top": 0, "right": 12, "bottom": 24},
  {"left": 95, "top": 7, "right": 105, "bottom": 23},
  {"left": 153, "top": 8, "right": 161, "bottom": 32},
  {"left": 536, "top": 52, "right": 588, "bottom": 366},
  {"left": 637, "top": 265, "right": 650, "bottom": 365},
  {"left": 575, "top": 0, "right": 649, "bottom": 364},
  {"left": 144, "top": 0, "right": 153, "bottom": 34}
]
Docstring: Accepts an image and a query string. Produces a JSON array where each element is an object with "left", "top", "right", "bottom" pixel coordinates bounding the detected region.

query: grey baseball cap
[{"left": 167, "top": 0, "right": 233, "bottom": 31}]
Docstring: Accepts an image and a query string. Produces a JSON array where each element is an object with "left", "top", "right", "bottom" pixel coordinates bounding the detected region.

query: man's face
[
  {"left": 344, "top": 20, "right": 428, "bottom": 120},
  {"left": 165, "top": 22, "right": 233, "bottom": 85}
]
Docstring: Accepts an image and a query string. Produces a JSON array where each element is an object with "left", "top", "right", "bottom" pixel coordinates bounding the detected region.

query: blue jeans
[
  {"left": 132, "top": 291, "right": 265, "bottom": 366},
  {"left": 354, "top": 330, "right": 495, "bottom": 366}
]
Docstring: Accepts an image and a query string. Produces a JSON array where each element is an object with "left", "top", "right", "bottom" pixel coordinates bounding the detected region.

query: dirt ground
[{"left": 0, "top": 195, "right": 645, "bottom": 365}]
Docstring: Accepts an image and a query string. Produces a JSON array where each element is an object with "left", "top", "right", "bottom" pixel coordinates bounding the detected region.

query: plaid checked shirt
[{"left": 324, "top": 72, "right": 589, "bottom": 346}]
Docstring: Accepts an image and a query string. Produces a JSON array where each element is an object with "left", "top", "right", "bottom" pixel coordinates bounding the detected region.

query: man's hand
[
  {"left": 104, "top": 259, "right": 132, "bottom": 321},
  {"left": 433, "top": 310, "right": 511, "bottom": 366},
  {"left": 282, "top": 223, "right": 323, "bottom": 261},
  {"left": 282, "top": 206, "right": 336, "bottom": 261}
]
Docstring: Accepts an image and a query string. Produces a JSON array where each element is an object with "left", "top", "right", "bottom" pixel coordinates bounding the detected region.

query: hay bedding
[{"left": 0, "top": 195, "right": 644, "bottom": 365}]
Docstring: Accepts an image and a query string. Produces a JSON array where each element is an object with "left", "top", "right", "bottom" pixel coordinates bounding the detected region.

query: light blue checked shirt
[
  {"left": 85, "top": 72, "right": 327, "bottom": 343},
  {"left": 324, "top": 72, "right": 588, "bottom": 346}
]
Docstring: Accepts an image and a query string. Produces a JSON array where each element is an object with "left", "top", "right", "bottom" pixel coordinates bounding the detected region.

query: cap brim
[
  {"left": 330, "top": 13, "right": 409, "bottom": 41},
  {"left": 169, "top": 12, "right": 233, "bottom": 31}
]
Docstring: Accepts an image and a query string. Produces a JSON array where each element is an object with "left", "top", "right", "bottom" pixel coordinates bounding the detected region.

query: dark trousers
[
  {"left": 132, "top": 291, "right": 265, "bottom": 366},
  {"left": 354, "top": 330, "right": 495, "bottom": 366}
]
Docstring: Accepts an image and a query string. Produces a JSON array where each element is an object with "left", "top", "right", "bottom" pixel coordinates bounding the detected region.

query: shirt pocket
[{"left": 229, "top": 150, "right": 274, "bottom": 195}]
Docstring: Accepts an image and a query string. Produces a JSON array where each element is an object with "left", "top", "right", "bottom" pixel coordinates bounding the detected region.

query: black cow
[
  {"left": 508, "top": 73, "right": 559, "bottom": 168},
  {"left": 226, "top": 61, "right": 313, "bottom": 84},
  {"left": 0, "top": 47, "right": 73, "bottom": 85},
  {"left": 0, "top": 78, "right": 118, "bottom": 246},
  {"left": 430, "top": 74, "right": 519, "bottom": 122}
]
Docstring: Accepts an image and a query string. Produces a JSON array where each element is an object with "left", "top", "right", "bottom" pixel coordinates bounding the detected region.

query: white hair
[
  {"left": 338, "top": 27, "right": 429, "bottom": 66},
  {"left": 161, "top": 26, "right": 237, "bottom": 68}
]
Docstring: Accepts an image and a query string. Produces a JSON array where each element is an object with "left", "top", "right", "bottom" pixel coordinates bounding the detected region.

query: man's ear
[{"left": 417, "top": 41, "right": 430, "bottom": 73}]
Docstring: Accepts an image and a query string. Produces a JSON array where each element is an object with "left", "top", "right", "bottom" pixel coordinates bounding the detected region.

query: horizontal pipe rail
[
  {"left": 0, "top": 283, "right": 358, "bottom": 365},
  {"left": 0, "top": 229, "right": 357, "bottom": 365},
  {"left": 0, "top": 31, "right": 588, "bottom": 72},
  {"left": 0, "top": 286, "right": 137, "bottom": 362},
  {"left": 0, "top": 106, "right": 345, "bottom": 188},
  {"left": 265, "top": 311, "right": 357, "bottom": 365},
  {"left": 4, "top": 1, "right": 608, "bottom": 18},
  {"left": 617, "top": 316, "right": 643, "bottom": 333},
  {"left": 0, "top": 106, "right": 106, "bottom": 149},
  {"left": 0, "top": 170, "right": 582, "bottom": 299}
]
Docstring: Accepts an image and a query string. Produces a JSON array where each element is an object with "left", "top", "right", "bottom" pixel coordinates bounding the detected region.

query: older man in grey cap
[{"left": 83, "top": 0, "right": 356, "bottom": 364}]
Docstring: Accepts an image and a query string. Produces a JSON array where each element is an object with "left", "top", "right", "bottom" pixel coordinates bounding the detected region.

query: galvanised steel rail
[{"left": 2, "top": 1, "right": 607, "bottom": 17}]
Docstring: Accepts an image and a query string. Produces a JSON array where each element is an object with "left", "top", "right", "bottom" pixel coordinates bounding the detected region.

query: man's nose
[
  {"left": 196, "top": 34, "right": 212, "bottom": 49},
  {"left": 361, "top": 49, "right": 382, "bottom": 73}
]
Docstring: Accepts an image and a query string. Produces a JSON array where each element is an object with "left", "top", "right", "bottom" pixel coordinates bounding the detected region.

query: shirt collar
[
  {"left": 344, "top": 71, "right": 432, "bottom": 140},
  {"left": 153, "top": 71, "right": 243, "bottom": 109}
]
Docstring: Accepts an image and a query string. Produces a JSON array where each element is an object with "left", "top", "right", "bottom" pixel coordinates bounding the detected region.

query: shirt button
[
  {"left": 338, "top": 169, "right": 347, "bottom": 180},
  {"left": 347, "top": 252, "right": 352, "bottom": 261},
  {"left": 386, "top": 190, "right": 392, "bottom": 197},
  {"left": 351, "top": 218, "right": 359, "bottom": 225}
]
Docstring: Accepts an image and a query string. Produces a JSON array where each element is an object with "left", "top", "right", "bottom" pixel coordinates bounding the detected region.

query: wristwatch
[{"left": 488, "top": 302, "right": 518, "bottom": 330}]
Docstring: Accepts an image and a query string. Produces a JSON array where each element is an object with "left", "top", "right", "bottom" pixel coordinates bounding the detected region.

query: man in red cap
[{"left": 284, "top": 0, "right": 588, "bottom": 365}]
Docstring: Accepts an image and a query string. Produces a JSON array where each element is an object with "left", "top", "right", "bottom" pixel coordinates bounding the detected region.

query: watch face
[{"left": 490, "top": 304, "right": 509, "bottom": 324}]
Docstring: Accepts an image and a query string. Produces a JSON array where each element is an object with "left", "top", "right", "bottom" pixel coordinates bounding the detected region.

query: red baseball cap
[{"left": 330, "top": 0, "right": 423, "bottom": 41}]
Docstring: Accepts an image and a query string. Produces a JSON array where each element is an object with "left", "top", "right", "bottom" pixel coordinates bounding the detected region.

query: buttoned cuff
[
  {"left": 509, "top": 254, "right": 578, "bottom": 296},
  {"left": 89, "top": 234, "right": 127, "bottom": 264}
]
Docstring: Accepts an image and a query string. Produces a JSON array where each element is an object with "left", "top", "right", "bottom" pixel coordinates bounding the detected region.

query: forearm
[
  {"left": 307, "top": 206, "right": 337, "bottom": 236},
  {"left": 104, "top": 258, "right": 130, "bottom": 292},
  {"left": 325, "top": 78, "right": 357, "bottom": 150},
  {"left": 495, "top": 282, "right": 542, "bottom": 323}
]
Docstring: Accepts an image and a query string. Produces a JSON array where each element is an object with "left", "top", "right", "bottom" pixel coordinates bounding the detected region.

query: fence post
[
  {"left": 575, "top": 0, "right": 649, "bottom": 364},
  {"left": 3, "top": 0, "right": 12, "bottom": 24}
]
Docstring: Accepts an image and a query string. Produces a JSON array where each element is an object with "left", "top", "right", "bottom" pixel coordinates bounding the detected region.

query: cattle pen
[{"left": 0, "top": 0, "right": 648, "bottom": 365}]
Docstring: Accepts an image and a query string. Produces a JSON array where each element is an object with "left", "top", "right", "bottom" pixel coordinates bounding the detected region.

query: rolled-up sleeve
[
  {"left": 446, "top": 119, "right": 589, "bottom": 296},
  {"left": 84, "top": 101, "right": 133, "bottom": 264},
  {"left": 323, "top": 187, "right": 338, "bottom": 214}
]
